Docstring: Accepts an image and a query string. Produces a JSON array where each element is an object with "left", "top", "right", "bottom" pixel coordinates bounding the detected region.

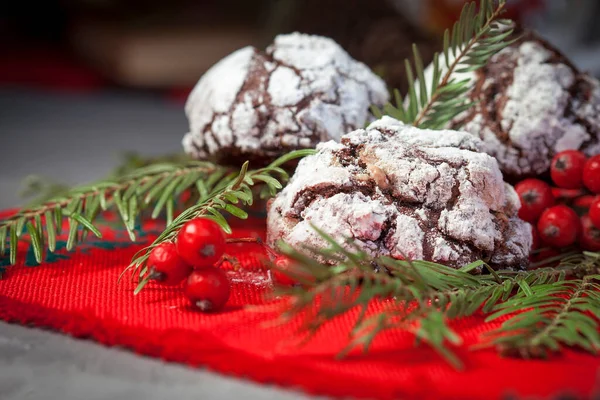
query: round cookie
[
  {"left": 267, "top": 116, "right": 532, "bottom": 270},
  {"left": 451, "top": 30, "right": 600, "bottom": 180},
  {"left": 183, "top": 32, "right": 390, "bottom": 165}
]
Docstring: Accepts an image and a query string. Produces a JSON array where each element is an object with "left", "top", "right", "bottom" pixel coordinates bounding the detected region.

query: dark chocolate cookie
[
  {"left": 451, "top": 30, "right": 600, "bottom": 180},
  {"left": 267, "top": 116, "right": 532, "bottom": 270},
  {"left": 182, "top": 33, "right": 389, "bottom": 165}
]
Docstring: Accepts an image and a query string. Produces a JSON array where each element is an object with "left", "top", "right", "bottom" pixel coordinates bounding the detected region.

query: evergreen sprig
[
  {"left": 0, "top": 160, "right": 225, "bottom": 266},
  {"left": 127, "top": 149, "right": 315, "bottom": 291},
  {"left": 272, "top": 227, "right": 600, "bottom": 369},
  {"left": 483, "top": 274, "right": 600, "bottom": 358},
  {"left": 372, "top": 0, "right": 515, "bottom": 129},
  {"left": 0, "top": 150, "right": 312, "bottom": 268}
]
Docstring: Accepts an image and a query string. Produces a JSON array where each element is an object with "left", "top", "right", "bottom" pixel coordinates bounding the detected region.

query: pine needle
[
  {"left": 0, "top": 150, "right": 313, "bottom": 268},
  {"left": 271, "top": 227, "right": 600, "bottom": 369},
  {"left": 373, "top": 0, "right": 516, "bottom": 129},
  {"left": 482, "top": 276, "right": 600, "bottom": 357}
]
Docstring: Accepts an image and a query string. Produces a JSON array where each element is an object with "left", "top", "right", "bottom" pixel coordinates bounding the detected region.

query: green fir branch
[
  {"left": 0, "top": 160, "right": 227, "bottom": 266},
  {"left": 0, "top": 150, "right": 313, "bottom": 270},
  {"left": 272, "top": 227, "right": 600, "bottom": 368},
  {"left": 128, "top": 149, "right": 315, "bottom": 290},
  {"left": 483, "top": 275, "right": 600, "bottom": 358},
  {"left": 372, "top": 0, "right": 516, "bottom": 129}
]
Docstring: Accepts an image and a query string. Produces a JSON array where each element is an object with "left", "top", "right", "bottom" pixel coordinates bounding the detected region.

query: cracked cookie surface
[
  {"left": 450, "top": 31, "right": 600, "bottom": 180},
  {"left": 267, "top": 116, "right": 532, "bottom": 269},
  {"left": 182, "top": 32, "right": 389, "bottom": 165}
]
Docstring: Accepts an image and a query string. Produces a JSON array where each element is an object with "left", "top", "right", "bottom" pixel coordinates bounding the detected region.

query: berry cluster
[
  {"left": 144, "top": 217, "right": 302, "bottom": 311},
  {"left": 147, "top": 218, "right": 230, "bottom": 312},
  {"left": 515, "top": 153, "right": 600, "bottom": 255}
]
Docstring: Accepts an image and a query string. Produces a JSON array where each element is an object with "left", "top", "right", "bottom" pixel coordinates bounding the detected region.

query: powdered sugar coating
[
  {"left": 451, "top": 32, "right": 600, "bottom": 179},
  {"left": 267, "top": 116, "right": 532, "bottom": 269},
  {"left": 183, "top": 32, "right": 389, "bottom": 164}
]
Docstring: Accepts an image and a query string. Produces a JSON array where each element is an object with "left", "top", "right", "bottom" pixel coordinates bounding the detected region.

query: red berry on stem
[
  {"left": 515, "top": 179, "right": 555, "bottom": 223},
  {"left": 580, "top": 215, "right": 600, "bottom": 251},
  {"left": 583, "top": 155, "right": 600, "bottom": 194},
  {"left": 537, "top": 205, "right": 580, "bottom": 247},
  {"left": 176, "top": 218, "right": 226, "bottom": 268},
  {"left": 590, "top": 197, "right": 600, "bottom": 229},
  {"left": 184, "top": 268, "right": 230, "bottom": 312},
  {"left": 147, "top": 243, "right": 192, "bottom": 286},
  {"left": 550, "top": 150, "right": 587, "bottom": 189}
]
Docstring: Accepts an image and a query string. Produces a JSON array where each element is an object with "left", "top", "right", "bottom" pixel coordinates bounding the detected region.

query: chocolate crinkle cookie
[
  {"left": 451, "top": 30, "right": 600, "bottom": 180},
  {"left": 267, "top": 116, "right": 532, "bottom": 270},
  {"left": 182, "top": 32, "right": 389, "bottom": 165}
]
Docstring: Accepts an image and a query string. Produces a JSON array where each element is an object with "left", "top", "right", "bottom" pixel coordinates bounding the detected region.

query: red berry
[
  {"left": 184, "top": 268, "right": 230, "bottom": 312},
  {"left": 589, "top": 197, "right": 600, "bottom": 229},
  {"left": 580, "top": 215, "right": 600, "bottom": 251},
  {"left": 270, "top": 256, "right": 297, "bottom": 286},
  {"left": 176, "top": 218, "right": 226, "bottom": 268},
  {"left": 550, "top": 150, "right": 587, "bottom": 189},
  {"left": 537, "top": 205, "right": 580, "bottom": 248},
  {"left": 147, "top": 243, "right": 192, "bottom": 286},
  {"left": 583, "top": 155, "right": 600, "bottom": 194},
  {"left": 515, "top": 179, "right": 555, "bottom": 223}
]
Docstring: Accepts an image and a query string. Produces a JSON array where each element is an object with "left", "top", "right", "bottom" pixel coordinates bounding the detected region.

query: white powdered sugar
[
  {"left": 182, "top": 32, "right": 389, "bottom": 163},
  {"left": 387, "top": 214, "right": 425, "bottom": 260},
  {"left": 267, "top": 116, "right": 532, "bottom": 269},
  {"left": 450, "top": 33, "right": 600, "bottom": 178}
]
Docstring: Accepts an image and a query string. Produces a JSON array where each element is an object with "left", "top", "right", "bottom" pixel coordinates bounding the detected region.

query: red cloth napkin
[{"left": 0, "top": 214, "right": 598, "bottom": 400}]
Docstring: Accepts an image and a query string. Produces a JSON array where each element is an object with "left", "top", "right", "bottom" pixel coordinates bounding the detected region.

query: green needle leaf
[
  {"left": 144, "top": 177, "right": 171, "bottom": 204},
  {"left": 67, "top": 213, "right": 102, "bottom": 238},
  {"left": 152, "top": 176, "right": 184, "bottom": 219},
  {"left": 134, "top": 274, "right": 152, "bottom": 295},
  {"left": 16, "top": 218, "right": 26, "bottom": 238},
  {"left": 253, "top": 175, "right": 282, "bottom": 190},
  {"left": 26, "top": 221, "right": 43, "bottom": 264},
  {"left": 34, "top": 214, "right": 44, "bottom": 251},
  {"left": 66, "top": 218, "right": 79, "bottom": 251},
  {"left": 99, "top": 189, "right": 108, "bottom": 210},
  {"left": 166, "top": 199, "right": 174, "bottom": 226},
  {"left": 45, "top": 210, "right": 56, "bottom": 252},
  {"left": 517, "top": 279, "right": 534, "bottom": 297},
  {"left": 205, "top": 208, "right": 231, "bottom": 234},
  {"left": 267, "top": 149, "right": 317, "bottom": 168},
  {"left": 224, "top": 204, "right": 248, "bottom": 219},
  {"left": 231, "top": 162, "right": 249, "bottom": 190},
  {"left": 54, "top": 207, "right": 63, "bottom": 235},
  {"left": 0, "top": 226, "right": 7, "bottom": 256},
  {"left": 9, "top": 223, "right": 18, "bottom": 265}
]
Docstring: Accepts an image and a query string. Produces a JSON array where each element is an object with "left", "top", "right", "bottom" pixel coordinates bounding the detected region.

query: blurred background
[{"left": 1, "top": 0, "right": 600, "bottom": 209}]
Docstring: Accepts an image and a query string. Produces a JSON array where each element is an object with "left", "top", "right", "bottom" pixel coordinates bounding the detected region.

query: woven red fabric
[{"left": 0, "top": 214, "right": 598, "bottom": 400}]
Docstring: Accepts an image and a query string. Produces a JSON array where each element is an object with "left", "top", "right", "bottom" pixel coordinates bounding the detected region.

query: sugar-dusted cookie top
[
  {"left": 451, "top": 30, "right": 600, "bottom": 180},
  {"left": 267, "top": 116, "right": 532, "bottom": 269},
  {"left": 183, "top": 33, "right": 389, "bottom": 165}
]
